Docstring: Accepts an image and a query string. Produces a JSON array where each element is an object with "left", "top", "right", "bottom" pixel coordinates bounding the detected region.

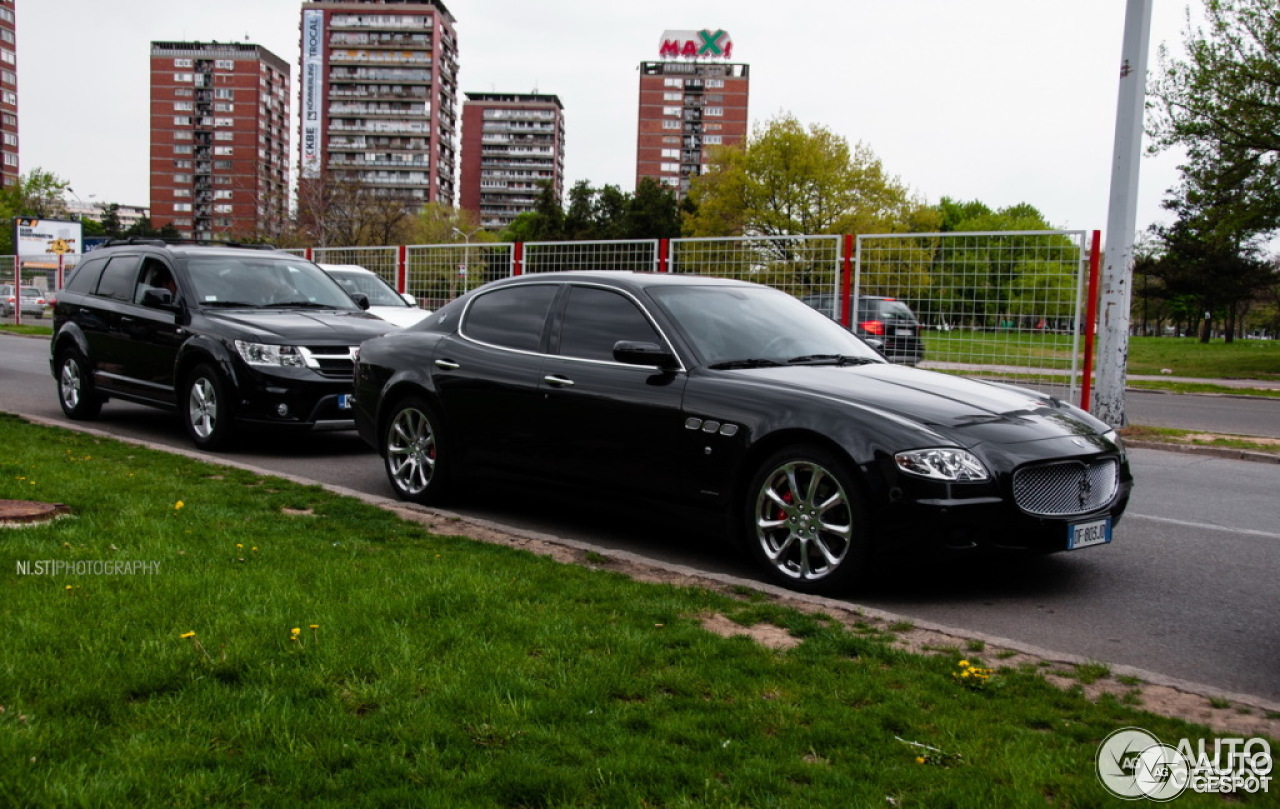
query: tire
[
  {"left": 382, "top": 396, "right": 448, "bottom": 504},
  {"left": 743, "top": 444, "right": 871, "bottom": 595},
  {"left": 182, "top": 364, "right": 236, "bottom": 450},
  {"left": 57, "top": 348, "right": 103, "bottom": 420}
]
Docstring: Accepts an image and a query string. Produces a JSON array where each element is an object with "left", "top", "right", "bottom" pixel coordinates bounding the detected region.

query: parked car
[
  {"left": 50, "top": 240, "right": 395, "bottom": 449},
  {"left": 2, "top": 284, "right": 48, "bottom": 319},
  {"left": 801, "top": 293, "right": 924, "bottom": 365},
  {"left": 354, "top": 272, "right": 1131, "bottom": 595},
  {"left": 319, "top": 264, "right": 431, "bottom": 329}
]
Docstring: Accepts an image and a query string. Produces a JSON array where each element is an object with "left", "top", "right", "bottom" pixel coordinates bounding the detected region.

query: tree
[
  {"left": 1148, "top": 0, "right": 1280, "bottom": 237},
  {"left": 684, "top": 113, "right": 937, "bottom": 239}
]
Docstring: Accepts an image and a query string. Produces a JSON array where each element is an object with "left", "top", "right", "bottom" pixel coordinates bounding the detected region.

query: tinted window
[
  {"left": 94, "top": 255, "right": 142, "bottom": 301},
  {"left": 463, "top": 284, "right": 557, "bottom": 352},
  {"left": 559, "top": 286, "right": 661, "bottom": 362},
  {"left": 134, "top": 258, "right": 178, "bottom": 305},
  {"left": 64, "top": 257, "right": 108, "bottom": 294}
]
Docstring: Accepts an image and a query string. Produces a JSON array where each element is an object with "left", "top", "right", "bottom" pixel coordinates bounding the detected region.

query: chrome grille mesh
[{"left": 1012, "top": 459, "right": 1119, "bottom": 517}]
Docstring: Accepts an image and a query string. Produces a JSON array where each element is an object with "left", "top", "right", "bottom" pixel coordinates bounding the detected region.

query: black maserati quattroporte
[{"left": 353, "top": 272, "right": 1131, "bottom": 594}]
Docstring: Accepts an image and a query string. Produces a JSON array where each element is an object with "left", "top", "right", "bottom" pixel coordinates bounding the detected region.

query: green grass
[
  {"left": 0, "top": 414, "right": 1271, "bottom": 807},
  {"left": 1121, "top": 425, "right": 1280, "bottom": 454},
  {"left": 0, "top": 323, "right": 53, "bottom": 337}
]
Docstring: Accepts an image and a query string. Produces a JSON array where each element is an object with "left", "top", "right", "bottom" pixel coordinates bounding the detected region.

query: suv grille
[
  {"left": 299, "top": 345, "right": 358, "bottom": 379},
  {"left": 1011, "top": 459, "right": 1119, "bottom": 517}
]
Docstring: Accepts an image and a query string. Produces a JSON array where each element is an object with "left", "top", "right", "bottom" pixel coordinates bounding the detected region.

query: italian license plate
[
  {"left": 895, "top": 327, "right": 913, "bottom": 336},
  {"left": 1068, "top": 517, "right": 1111, "bottom": 549},
  {"left": 338, "top": 394, "right": 352, "bottom": 410}
]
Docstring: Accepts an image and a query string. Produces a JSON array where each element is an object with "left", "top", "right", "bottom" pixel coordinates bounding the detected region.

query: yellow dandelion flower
[
  {"left": 309, "top": 624, "right": 319, "bottom": 630},
  {"left": 958, "top": 660, "right": 970, "bottom": 667},
  {"left": 175, "top": 500, "right": 185, "bottom": 510},
  {"left": 916, "top": 756, "right": 926, "bottom": 764},
  {"left": 290, "top": 627, "right": 301, "bottom": 636},
  {"left": 180, "top": 631, "right": 197, "bottom": 639}
]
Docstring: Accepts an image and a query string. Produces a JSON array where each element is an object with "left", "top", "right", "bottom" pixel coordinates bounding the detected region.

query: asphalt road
[{"left": 3, "top": 333, "right": 1278, "bottom": 702}]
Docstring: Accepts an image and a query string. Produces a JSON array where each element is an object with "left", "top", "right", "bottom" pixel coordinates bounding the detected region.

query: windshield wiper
[
  {"left": 200, "top": 300, "right": 258, "bottom": 308},
  {"left": 261, "top": 300, "right": 335, "bottom": 309},
  {"left": 707, "top": 358, "right": 784, "bottom": 370},
  {"left": 785, "top": 354, "right": 880, "bottom": 366}
]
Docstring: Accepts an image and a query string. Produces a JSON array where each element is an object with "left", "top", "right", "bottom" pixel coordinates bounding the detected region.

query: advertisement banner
[
  {"left": 14, "top": 218, "right": 82, "bottom": 262},
  {"left": 301, "top": 8, "right": 326, "bottom": 179}
]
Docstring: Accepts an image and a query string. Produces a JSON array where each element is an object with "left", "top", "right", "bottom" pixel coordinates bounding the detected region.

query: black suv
[
  {"left": 801, "top": 293, "right": 924, "bottom": 365},
  {"left": 50, "top": 240, "right": 394, "bottom": 449}
]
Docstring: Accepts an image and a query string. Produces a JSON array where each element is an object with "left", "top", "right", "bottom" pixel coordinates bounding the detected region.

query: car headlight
[
  {"left": 894, "top": 448, "right": 990, "bottom": 482},
  {"left": 234, "top": 340, "right": 304, "bottom": 367}
]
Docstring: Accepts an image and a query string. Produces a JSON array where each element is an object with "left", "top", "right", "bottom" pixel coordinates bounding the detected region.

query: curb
[{"left": 1124, "top": 439, "right": 1280, "bottom": 464}]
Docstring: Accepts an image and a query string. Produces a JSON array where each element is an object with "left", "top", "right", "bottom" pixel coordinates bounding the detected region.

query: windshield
[
  {"left": 186, "top": 257, "right": 359, "bottom": 310},
  {"left": 648, "top": 284, "right": 884, "bottom": 367},
  {"left": 327, "top": 270, "right": 409, "bottom": 307}
]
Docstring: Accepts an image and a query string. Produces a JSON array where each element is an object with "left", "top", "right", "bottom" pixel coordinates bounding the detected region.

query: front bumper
[{"left": 229, "top": 363, "right": 358, "bottom": 431}]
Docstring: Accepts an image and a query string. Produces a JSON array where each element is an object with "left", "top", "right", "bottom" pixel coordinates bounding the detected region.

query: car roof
[{"left": 488, "top": 271, "right": 756, "bottom": 293}]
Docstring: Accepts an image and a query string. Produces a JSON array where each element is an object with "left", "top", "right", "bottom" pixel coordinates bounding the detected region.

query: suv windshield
[{"left": 186, "top": 257, "right": 358, "bottom": 310}]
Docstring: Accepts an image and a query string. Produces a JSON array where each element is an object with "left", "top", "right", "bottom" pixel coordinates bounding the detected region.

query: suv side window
[
  {"left": 65, "top": 257, "right": 107, "bottom": 294},
  {"left": 94, "top": 255, "right": 142, "bottom": 301},
  {"left": 462, "top": 284, "right": 558, "bottom": 352},
  {"left": 558, "top": 286, "right": 661, "bottom": 362},
  {"left": 134, "top": 258, "right": 178, "bottom": 305}
]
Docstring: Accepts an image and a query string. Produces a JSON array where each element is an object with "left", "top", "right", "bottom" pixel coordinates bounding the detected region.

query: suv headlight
[
  {"left": 894, "top": 448, "right": 990, "bottom": 482},
  {"left": 234, "top": 340, "right": 304, "bottom": 367}
]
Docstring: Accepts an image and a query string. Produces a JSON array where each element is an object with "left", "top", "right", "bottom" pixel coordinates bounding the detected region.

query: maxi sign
[
  {"left": 658, "top": 29, "right": 734, "bottom": 60},
  {"left": 301, "top": 8, "right": 325, "bottom": 179}
]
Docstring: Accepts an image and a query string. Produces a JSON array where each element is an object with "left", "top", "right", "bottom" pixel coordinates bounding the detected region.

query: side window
[
  {"left": 64, "top": 257, "right": 108, "bottom": 294},
  {"left": 558, "top": 286, "right": 661, "bottom": 362},
  {"left": 134, "top": 259, "right": 178, "bottom": 305},
  {"left": 94, "top": 255, "right": 142, "bottom": 302},
  {"left": 462, "top": 284, "right": 558, "bottom": 352}
]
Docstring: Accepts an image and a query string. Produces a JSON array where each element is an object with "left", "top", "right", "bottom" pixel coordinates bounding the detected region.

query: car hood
[
  {"left": 367, "top": 305, "right": 432, "bottom": 329},
  {"left": 736, "top": 363, "right": 1109, "bottom": 446},
  {"left": 202, "top": 309, "right": 394, "bottom": 343}
]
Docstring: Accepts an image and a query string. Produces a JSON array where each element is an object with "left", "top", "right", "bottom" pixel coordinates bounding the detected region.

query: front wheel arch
[{"left": 380, "top": 393, "right": 450, "bottom": 504}]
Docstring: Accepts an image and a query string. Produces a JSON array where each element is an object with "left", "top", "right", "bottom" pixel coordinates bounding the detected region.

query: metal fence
[
  {"left": 3, "top": 255, "right": 69, "bottom": 325},
  {"left": 28, "top": 231, "right": 1098, "bottom": 407}
]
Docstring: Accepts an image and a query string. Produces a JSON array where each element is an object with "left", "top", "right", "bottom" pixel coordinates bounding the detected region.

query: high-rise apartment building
[
  {"left": 636, "top": 30, "right": 749, "bottom": 201},
  {"left": 460, "top": 92, "right": 564, "bottom": 231},
  {"left": 298, "top": 0, "right": 459, "bottom": 216},
  {"left": 149, "top": 41, "right": 291, "bottom": 239},
  {"left": 0, "top": 0, "right": 17, "bottom": 189}
]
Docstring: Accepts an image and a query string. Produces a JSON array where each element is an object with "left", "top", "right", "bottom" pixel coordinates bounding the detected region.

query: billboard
[
  {"left": 301, "top": 9, "right": 326, "bottom": 179},
  {"left": 15, "top": 218, "right": 82, "bottom": 262}
]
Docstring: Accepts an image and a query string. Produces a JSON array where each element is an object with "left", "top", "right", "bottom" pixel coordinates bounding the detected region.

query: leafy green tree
[
  {"left": 1148, "top": 0, "right": 1280, "bottom": 237},
  {"left": 626, "top": 178, "right": 681, "bottom": 239}
]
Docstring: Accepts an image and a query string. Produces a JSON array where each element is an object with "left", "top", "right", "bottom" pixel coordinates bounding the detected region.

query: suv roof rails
[{"left": 100, "top": 237, "right": 279, "bottom": 250}]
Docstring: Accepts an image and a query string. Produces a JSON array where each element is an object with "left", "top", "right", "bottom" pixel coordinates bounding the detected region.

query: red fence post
[
  {"left": 1080, "top": 230, "right": 1103, "bottom": 412},
  {"left": 512, "top": 241, "right": 523, "bottom": 276},
  {"left": 657, "top": 238, "right": 670, "bottom": 273},
  {"left": 840, "top": 234, "right": 854, "bottom": 328},
  {"left": 304, "top": 247, "right": 314, "bottom": 262},
  {"left": 11, "top": 255, "right": 20, "bottom": 326}
]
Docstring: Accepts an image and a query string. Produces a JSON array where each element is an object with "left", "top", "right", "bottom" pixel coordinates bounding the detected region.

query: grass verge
[
  {"left": 1120, "top": 424, "right": 1280, "bottom": 455},
  {"left": 0, "top": 413, "right": 1275, "bottom": 806}
]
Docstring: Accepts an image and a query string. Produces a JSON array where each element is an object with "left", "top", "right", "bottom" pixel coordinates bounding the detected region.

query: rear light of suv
[{"left": 859, "top": 320, "right": 886, "bottom": 336}]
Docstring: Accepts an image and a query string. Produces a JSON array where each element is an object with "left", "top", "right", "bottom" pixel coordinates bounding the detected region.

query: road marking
[{"left": 1129, "top": 512, "right": 1280, "bottom": 540}]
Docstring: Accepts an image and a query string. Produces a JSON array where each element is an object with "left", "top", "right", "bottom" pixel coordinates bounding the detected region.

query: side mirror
[
  {"left": 350, "top": 292, "right": 370, "bottom": 310},
  {"left": 613, "top": 340, "right": 678, "bottom": 369},
  {"left": 141, "top": 288, "right": 175, "bottom": 309},
  {"left": 401, "top": 292, "right": 418, "bottom": 307}
]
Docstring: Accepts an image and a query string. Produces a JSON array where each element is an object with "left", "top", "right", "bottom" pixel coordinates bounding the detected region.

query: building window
[
  {"left": 173, "top": 73, "right": 194, "bottom": 83},
  {"left": 173, "top": 161, "right": 193, "bottom": 169},
  {"left": 215, "top": 60, "right": 235, "bottom": 70},
  {"left": 215, "top": 131, "right": 234, "bottom": 141},
  {"left": 662, "top": 120, "right": 681, "bottom": 130},
  {"left": 214, "top": 147, "right": 233, "bottom": 155},
  {"left": 173, "top": 102, "right": 193, "bottom": 111},
  {"left": 174, "top": 188, "right": 191, "bottom": 197},
  {"left": 215, "top": 190, "right": 233, "bottom": 200},
  {"left": 215, "top": 88, "right": 234, "bottom": 100},
  {"left": 174, "top": 203, "right": 192, "bottom": 212},
  {"left": 214, "top": 103, "right": 234, "bottom": 112},
  {"left": 1, "top": 90, "right": 14, "bottom": 106},
  {"left": 2, "top": 152, "right": 15, "bottom": 166},
  {"left": 174, "top": 88, "right": 193, "bottom": 98},
  {"left": 173, "top": 174, "right": 191, "bottom": 183},
  {"left": 214, "top": 117, "right": 233, "bottom": 127},
  {"left": 174, "top": 59, "right": 192, "bottom": 68},
  {"left": 664, "top": 78, "right": 681, "bottom": 87},
  {"left": 707, "top": 79, "right": 724, "bottom": 88},
  {"left": 705, "top": 107, "right": 724, "bottom": 117},
  {"left": 663, "top": 92, "right": 682, "bottom": 102},
  {"left": 660, "top": 162, "right": 679, "bottom": 173},
  {"left": 705, "top": 135, "right": 723, "bottom": 145},
  {"left": 172, "top": 116, "right": 191, "bottom": 126},
  {"left": 0, "top": 49, "right": 13, "bottom": 65},
  {"left": 660, "top": 149, "right": 679, "bottom": 159}
]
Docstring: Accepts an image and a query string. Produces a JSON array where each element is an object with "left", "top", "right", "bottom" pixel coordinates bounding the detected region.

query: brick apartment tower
[
  {"left": 635, "top": 45, "right": 749, "bottom": 201},
  {"left": 149, "top": 42, "right": 291, "bottom": 240},
  {"left": 460, "top": 92, "right": 564, "bottom": 231},
  {"left": 298, "top": 0, "right": 459, "bottom": 222},
  {"left": 0, "top": 0, "right": 17, "bottom": 189}
]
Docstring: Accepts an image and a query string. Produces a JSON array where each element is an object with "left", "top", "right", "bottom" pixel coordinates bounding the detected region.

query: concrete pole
[{"left": 1095, "top": 0, "right": 1154, "bottom": 427}]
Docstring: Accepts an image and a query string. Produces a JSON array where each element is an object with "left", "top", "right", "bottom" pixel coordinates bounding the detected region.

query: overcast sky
[{"left": 20, "top": 0, "right": 1197, "bottom": 237}]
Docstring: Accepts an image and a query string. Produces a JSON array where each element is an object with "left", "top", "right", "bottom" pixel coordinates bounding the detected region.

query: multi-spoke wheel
[
  {"left": 57, "top": 348, "right": 102, "bottom": 420},
  {"left": 382, "top": 396, "right": 448, "bottom": 504},
  {"left": 182, "top": 364, "right": 236, "bottom": 450},
  {"left": 744, "top": 445, "right": 869, "bottom": 594}
]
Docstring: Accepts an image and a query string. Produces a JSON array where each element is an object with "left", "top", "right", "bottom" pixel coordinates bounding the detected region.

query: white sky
[{"left": 20, "top": 0, "right": 1197, "bottom": 237}]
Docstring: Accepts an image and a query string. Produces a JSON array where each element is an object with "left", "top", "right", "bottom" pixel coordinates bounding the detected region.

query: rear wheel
[
  {"left": 744, "top": 445, "right": 870, "bottom": 595},
  {"left": 182, "top": 364, "right": 236, "bottom": 450},
  {"left": 382, "top": 396, "right": 448, "bottom": 504},
  {"left": 57, "top": 348, "right": 103, "bottom": 420}
]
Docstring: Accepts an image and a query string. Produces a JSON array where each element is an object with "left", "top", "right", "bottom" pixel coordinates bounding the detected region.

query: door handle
[
  {"left": 543, "top": 375, "right": 575, "bottom": 388},
  {"left": 434, "top": 359, "right": 460, "bottom": 370}
]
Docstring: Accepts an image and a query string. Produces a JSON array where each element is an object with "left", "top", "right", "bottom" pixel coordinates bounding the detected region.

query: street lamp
[{"left": 451, "top": 226, "right": 480, "bottom": 295}]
